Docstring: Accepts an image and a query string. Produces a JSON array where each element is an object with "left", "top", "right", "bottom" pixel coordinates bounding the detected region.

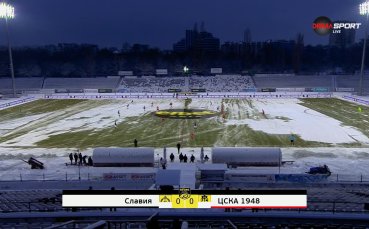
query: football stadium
[
  {"left": 1, "top": 75, "right": 369, "bottom": 228},
  {"left": 1, "top": 1, "right": 369, "bottom": 228}
]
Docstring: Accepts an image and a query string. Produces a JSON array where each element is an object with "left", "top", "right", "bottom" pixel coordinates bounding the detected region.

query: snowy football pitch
[{"left": 0, "top": 97, "right": 368, "bottom": 149}]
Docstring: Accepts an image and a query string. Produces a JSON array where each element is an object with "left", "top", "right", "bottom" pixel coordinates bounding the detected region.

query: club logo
[
  {"left": 179, "top": 188, "right": 191, "bottom": 200},
  {"left": 154, "top": 109, "right": 219, "bottom": 119}
]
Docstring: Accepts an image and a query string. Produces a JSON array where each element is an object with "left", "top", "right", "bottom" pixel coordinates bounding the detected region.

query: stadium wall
[
  {"left": 27, "top": 92, "right": 334, "bottom": 100},
  {"left": 341, "top": 95, "right": 369, "bottom": 106},
  {"left": 0, "top": 96, "right": 38, "bottom": 110}
]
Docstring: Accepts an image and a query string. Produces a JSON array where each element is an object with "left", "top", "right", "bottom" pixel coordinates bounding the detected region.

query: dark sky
[{"left": 1, "top": 0, "right": 367, "bottom": 49}]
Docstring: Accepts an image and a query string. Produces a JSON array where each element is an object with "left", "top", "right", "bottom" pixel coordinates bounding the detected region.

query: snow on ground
[
  {"left": 0, "top": 147, "right": 368, "bottom": 182},
  {"left": 0, "top": 96, "right": 38, "bottom": 111},
  {"left": 0, "top": 113, "right": 51, "bottom": 134},
  {"left": 0, "top": 98, "right": 368, "bottom": 146},
  {"left": 0, "top": 98, "right": 369, "bottom": 182},
  {"left": 225, "top": 99, "right": 369, "bottom": 144},
  {"left": 0, "top": 99, "right": 183, "bottom": 147}
]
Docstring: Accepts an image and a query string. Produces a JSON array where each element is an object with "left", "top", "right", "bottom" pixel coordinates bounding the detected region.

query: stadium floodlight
[
  {"left": 0, "top": 2, "right": 14, "bottom": 19},
  {"left": 360, "top": 2, "right": 369, "bottom": 15},
  {"left": 183, "top": 66, "right": 189, "bottom": 73},
  {"left": 0, "top": 2, "right": 15, "bottom": 97},
  {"left": 359, "top": 1, "right": 369, "bottom": 96}
]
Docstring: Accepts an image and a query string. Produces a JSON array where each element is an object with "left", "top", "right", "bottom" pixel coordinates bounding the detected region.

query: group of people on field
[{"left": 68, "top": 152, "right": 93, "bottom": 166}]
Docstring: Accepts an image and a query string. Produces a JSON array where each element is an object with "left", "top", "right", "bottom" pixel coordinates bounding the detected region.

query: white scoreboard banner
[{"left": 63, "top": 190, "right": 307, "bottom": 209}]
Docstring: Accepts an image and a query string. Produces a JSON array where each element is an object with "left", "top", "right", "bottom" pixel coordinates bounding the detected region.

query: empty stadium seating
[
  {"left": 0, "top": 189, "right": 62, "bottom": 213},
  {"left": 43, "top": 77, "right": 120, "bottom": 89},
  {"left": 2, "top": 75, "right": 369, "bottom": 94},
  {"left": 0, "top": 77, "right": 44, "bottom": 94}
]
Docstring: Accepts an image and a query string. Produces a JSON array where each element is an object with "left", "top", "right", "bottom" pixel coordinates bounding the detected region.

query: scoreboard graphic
[{"left": 63, "top": 189, "right": 307, "bottom": 209}]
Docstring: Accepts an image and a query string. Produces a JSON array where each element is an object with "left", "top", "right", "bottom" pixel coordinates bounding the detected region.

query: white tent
[
  {"left": 212, "top": 147, "right": 282, "bottom": 167},
  {"left": 92, "top": 147, "right": 154, "bottom": 167}
]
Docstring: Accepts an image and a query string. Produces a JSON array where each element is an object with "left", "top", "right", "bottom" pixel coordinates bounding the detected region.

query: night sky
[{"left": 0, "top": 0, "right": 366, "bottom": 49}]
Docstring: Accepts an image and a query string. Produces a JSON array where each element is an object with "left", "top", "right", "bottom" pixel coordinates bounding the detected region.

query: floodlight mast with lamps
[
  {"left": 0, "top": 2, "right": 15, "bottom": 97},
  {"left": 359, "top": 1, "right": 369, "bottom": 96}
]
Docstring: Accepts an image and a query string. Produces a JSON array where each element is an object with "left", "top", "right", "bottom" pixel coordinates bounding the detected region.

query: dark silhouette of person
[
  {"left": 190, "top": 154, "right": 195, "bottom": 163},
  {"left": 170, "top": 153, "right": 174, "bottom": 162},
  {"left": 176, "top": 143, "right": 181, "bottom": 153},
  {"left": 73, "top": 153, "right": 78, "bottom": 165},
  {"left": 88, "top": 156, "right": 93, "bottom": 166},
  {"left": 204, "top": 155, "right": 209, "bottom": 162},
  {"left": 179, "top": 153, "right": 184, "bottom": 162},
  {"left": 82, "top": 155, "right": 88, "bottom": 165},
  {"left": 134, "top": 139, "right": 138, "bottom": 147},
  {"left": 162, "top": 161, "right": 166, "bottom": 170},
  {"left": 183, "top": 154, "right": 188, "bottom": 163},
  {"left": 68, "top": 153, "right": 73, "bottom": 165},
  {"left": 78, "top": 153, "right": 83, "bottom": 165}
]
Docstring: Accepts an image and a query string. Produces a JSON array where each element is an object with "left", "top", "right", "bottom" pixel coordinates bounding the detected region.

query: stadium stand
[
  {"left": 252, "top": 75, "right": 334, "bottom": 88},
  {"left": 119, "top": 75, "right": 255, "bottom": 93},
  {"left": 335, "top": 75, "right": 369, "bottom": 92},
  {"left": 0, "top": 77, "right": 43, "bottom": 94},
  {"left": 0, "top": 210, "right": 368, "bottom": 228},
  {"left": 43, "top": 77, "right": 120, "bottom": 90},
  {"left": 1, "top": 74, "right": 369, "bottom": 95},
  {"left": 190, "top": 75, "right": 254, "bottom": 92},
  {"left": 119, "top": 77, "right": 186, "bottom": 93},
  {"left": 253, "top": 74, "right": 369, "bottom": 93}
]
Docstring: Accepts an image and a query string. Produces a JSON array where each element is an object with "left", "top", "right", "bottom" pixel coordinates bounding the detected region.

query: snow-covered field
[
  {"left": 0, "top": 98, "right": 368, "bottom": 181},
  {"left": 0, "top": 99, "right": 183, "bottom": 147},
  {"left": 224, "top": 99, "right": 369, "bottom": 144},
  {"left": 1, "top": 98, "right": 368, "bottom": 146}
]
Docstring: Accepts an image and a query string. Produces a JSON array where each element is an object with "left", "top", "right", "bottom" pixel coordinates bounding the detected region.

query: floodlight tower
[
  {"left": 183, "top": 66, "right": 190, "bottom": 91},
  {"left": 359, "top": 1, "right": 369, "bottom": 96},
  {"left": 0, "top": 2, "right": 15, "bottom": 97},
  {"left": 183, "top": 66, "right": 189, "bottom": 74}
]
